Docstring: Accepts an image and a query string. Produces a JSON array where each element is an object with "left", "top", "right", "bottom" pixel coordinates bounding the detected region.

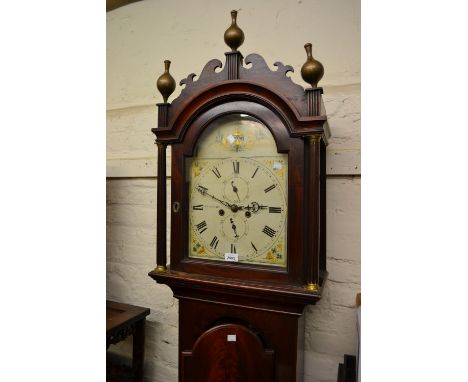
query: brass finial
[
  {"left": 301, "top": 43, "right": 324, "bottom": 88},
  {"left": 156, "top": 60, "right": 176, "bottom": 103},
  {"left": 224, "top": 10, "right": 244, "bottom": 52}
]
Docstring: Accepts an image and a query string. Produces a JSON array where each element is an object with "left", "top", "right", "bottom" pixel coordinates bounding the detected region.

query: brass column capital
[{"left": 308, "top": 134, "right": 322, "bottom": 143}]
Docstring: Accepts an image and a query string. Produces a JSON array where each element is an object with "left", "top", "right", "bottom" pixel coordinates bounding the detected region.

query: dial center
[{"left": 230, "top": 204, "right": 240, "bottom": 213}]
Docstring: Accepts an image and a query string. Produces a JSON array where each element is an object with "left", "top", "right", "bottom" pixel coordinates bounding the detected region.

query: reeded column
[
  {"left": 157, "top": 103, "right": 169, "bottom": 128},
  {"left": 305, "top": 88, "right": 323, "bottom": 117},
  {"left": 225, "top": 52, "right": 243, "bottom": 80}
]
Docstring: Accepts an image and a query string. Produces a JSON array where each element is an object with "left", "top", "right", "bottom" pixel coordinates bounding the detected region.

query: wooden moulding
[{"left": 148, "top": 269, "right": 322, "bottom": 315}]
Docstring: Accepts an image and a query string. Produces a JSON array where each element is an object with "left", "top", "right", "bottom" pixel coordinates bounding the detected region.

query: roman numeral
[
  {"left": 211, "top": 167, "right": 221, "bottom": 178},
  {"left": 251, "top": 167, "right": 259, "bottom": 178},
  {"left": 232, "top": 161, "right": 240, "bottom": 174},
  {"left": 251, "top": 242, "right": 258, "bottom": 252},
  {"left": 264, "top": 184, "right": 276, "bottom": 193},
  {"left": 197, "top": 185, "right": 208, "bottom": 195},
  {"left": 269, "top": 207, "right": 282, "bottom": 213},
  {"left": 210, "top": 236, "right": 219, "bottom": 249},
  {"left": 192, "top": 204, "right": 204, "bottom": 210},
  {"left": 231, "top": 243, "right": 236, "bottom": 253},
  {"left": 196, "top": 220, "right": 207, "bottom": 234},
  {"left": 262, "top": 225, "right": 276, "bottom": 238}
]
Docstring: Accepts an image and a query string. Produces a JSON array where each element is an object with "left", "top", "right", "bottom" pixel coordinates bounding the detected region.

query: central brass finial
[{"left": 224, "top": 10, "right": 245, "bottom": 52}]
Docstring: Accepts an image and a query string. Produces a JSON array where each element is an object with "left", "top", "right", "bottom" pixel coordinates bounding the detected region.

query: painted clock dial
[{"left": 187, "top": 114, "right": 288, "bottom": 267}]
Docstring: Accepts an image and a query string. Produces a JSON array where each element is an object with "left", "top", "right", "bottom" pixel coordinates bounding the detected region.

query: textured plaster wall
[{"left": 106, "top": 1, "right": 360, "bottom": 381}]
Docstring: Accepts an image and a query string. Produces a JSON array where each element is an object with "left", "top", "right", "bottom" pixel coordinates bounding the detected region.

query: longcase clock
[{"left": 149, "top": 10, "right": 330, "bottom": 382}]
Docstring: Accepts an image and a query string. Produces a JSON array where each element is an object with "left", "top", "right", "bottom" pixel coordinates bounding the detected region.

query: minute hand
[{"left": 196, "top": 186, "right": 233, "bottom": 208}]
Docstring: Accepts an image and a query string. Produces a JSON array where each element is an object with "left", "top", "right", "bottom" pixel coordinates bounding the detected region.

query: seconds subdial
[{"left": 223, "top": 177, "right": 249, "bottom": 203}]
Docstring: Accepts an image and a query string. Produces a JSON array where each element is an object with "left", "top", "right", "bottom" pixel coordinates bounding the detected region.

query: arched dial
[{"left": 189, "top": 157, "right": 287, "bottom": 267}]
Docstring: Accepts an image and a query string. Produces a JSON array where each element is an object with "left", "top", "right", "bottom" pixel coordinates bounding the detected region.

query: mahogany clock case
[{"left": 148, "top": 10, "right": 330, "bottom": 382}]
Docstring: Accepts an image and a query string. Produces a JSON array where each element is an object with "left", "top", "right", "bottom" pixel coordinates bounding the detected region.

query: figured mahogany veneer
[{"left": 181, "top": 323, "right": 275, "bottom": 382}]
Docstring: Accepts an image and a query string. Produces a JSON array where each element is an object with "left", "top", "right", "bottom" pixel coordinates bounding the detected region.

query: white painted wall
[{"left": 107, "top": 1, "right": 360, "bottom": 381}]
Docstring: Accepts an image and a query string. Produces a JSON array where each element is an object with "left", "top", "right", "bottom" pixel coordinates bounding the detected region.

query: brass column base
[
  {"left": 154, "top": 265, "right": 167, "bottom": 272},
  {"left": 305, "top": 283, "right": 320, "bottom": 292}
]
